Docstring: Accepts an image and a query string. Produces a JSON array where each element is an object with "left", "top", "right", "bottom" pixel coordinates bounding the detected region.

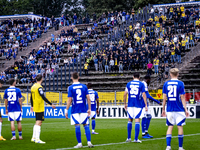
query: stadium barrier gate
[{"left": 0, "top": 90, "right": 200, "bottom": 119}]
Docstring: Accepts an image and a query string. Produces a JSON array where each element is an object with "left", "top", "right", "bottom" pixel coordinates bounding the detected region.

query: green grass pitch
[{"left": 0, "top": 118, "right": 200, "bottom": 150}]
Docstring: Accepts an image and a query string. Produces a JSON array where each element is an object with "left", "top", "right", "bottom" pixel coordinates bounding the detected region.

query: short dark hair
[
  {"left": 144, "top": 75, "right": 151, "bottom": 80},
  {"left": 36, "top": 74, "right": 43, "bottom": 81},
  {"left": 133, "top": 72, "right": 140, "bottom": 79},
  {"left": 87, "top": 83, "right": 92, "bottom": 89},
  {"left": 72, "top": 72, "right": 79, "bottom": 80},
  {"left": 0, "top": 80, "right": 4, "bottom": 84},
  {"left": 9, "top": 78, "right": 15, "bottom": 85}
]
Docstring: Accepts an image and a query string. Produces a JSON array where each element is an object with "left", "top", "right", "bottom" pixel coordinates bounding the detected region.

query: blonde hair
[{"left": 170, "top": 68, "right": 179, "bottom": 77}]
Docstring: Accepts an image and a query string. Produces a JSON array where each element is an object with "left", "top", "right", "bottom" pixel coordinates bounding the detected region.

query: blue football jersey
[
  {"left": 88, "top": 89, "right": 99, "bottom": 111},
  {"left": 4, "top": 87, "right": 22, "bottom": 112},
  {"left": 68, "top": 82, "right": 89, "bottom": 114},
  {"left": 163, "top": 79, "right": 185, "bottom": 112},
  {"left": 125, "top": 79, "right": 145, "bottom": 108}
]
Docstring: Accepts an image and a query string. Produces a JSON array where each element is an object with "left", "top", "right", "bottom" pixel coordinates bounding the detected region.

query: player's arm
[
  {"left": 124, "top": 90, "right": 128, "bottom": 110},
  {"left": 96, "top": 98, "right": 99, "bottom": 115},
  {"left": 4, "top": 91, "right": 8, "bottom": 115},
  {"left": 180, "top": 94, "right": 189, "bottom": 117},
  {"left": 5, "top": 98, "right": 8, "bottom": 115},
  {"left": 162, "top": 93, "right": 167, "bottom": 117},
  {"left": 86, "top": 94, "right": 91, "bottom": 116},
  {"left": 38, "top": 87, "right": 56, "bottom": 109},
  {"left": 19, "top": 97, "right": 22, "bottom": 111},
  {"left": 146, "top": 91, "right": 161, "bottom": 105},
  {"left": 18, "top": 90, "right": 22, "bottom": 111},
  {"left": 65, "top": 97, "right": 72, "bottom": 119},
  {"left": 142, "top": 92, "right": 148, "bottom": 111},
  {"left": 30, "top": 94, "right": 34, "bottom": 112}
]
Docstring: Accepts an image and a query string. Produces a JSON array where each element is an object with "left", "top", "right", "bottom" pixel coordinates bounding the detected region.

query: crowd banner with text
[{"left": 0, "top": 106, "right": 198, "bottom": 119}]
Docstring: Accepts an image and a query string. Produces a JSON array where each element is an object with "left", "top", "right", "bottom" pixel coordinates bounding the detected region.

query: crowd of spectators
[
  {"left": 1, "top": 4, "right": 200, "bottom": 84},
  {"left": 0, "top": 17, "right": 52, "bottom": 61},
  {"left": 78, "top": 5, "right": 200, "bottom": 80}
]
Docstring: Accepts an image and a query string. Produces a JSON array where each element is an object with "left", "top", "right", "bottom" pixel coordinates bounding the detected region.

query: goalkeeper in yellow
[{"left": 30, "top": 74, "right": 56, "bottom": 144}]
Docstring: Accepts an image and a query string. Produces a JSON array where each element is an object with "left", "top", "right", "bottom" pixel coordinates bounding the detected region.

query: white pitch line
[
  {"left": 2, "top": 122, "right": 67, "bottom": 126},
  {"left": 49, "top": 133, "right": 200, "bottom": 150}
]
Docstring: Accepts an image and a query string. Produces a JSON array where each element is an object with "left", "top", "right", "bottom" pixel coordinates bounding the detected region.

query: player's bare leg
[
  {"left": 83, "top": 124, "right": 94, "bottom": 148},
  {"left": 166, "top": 126, "right": 173, "bottom": 150},
  {"left": 177, "top": 126, "right": 184, "bottom": 150},
  {"left": 34, "top": 121, "right": 45, "bottom": 144},
  {"left": 17, "top": 121, "right": 22, "bottom": 140},
  {"left": 133, "top": 118, "right": 142, "bottom": 143},
  {"left": 0, "top": 117, "right": 6, "bottom": 141},
  {"left": 126, "top": 118, "right": 133, "bottom": 142},
  {"left": 10, "top": 121, "right": 16, "bottom": 140}
]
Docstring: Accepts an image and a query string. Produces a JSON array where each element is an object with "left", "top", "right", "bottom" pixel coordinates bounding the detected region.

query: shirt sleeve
[
  {"left": 95, "top": 91, "right": 99, "bottom": 99},
  {"left": 38, "top": 87, "right": 52, "bottom": 105},
  {"left": 68, "top": 86, "right": 72, "bottom": 97},
  {"left": 125, "top": 83, "right": 129, "bottom": 92},
  {"left": 141, "top": 82, "right": 146, "bottom": 93},
  {"left": 163, "top": 82, "right": 167, "bottom": 94},
  {"left": 180, "top": 82, "right": 185, "bottom": 95},
  {"left": 4, "top": 90, "right": 7, "bottom": 99},
  {"left": 18, "top": 89, "right": 22, "bottom": 98}
]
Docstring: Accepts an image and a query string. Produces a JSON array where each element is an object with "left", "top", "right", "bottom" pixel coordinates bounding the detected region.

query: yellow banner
[
  {"left": 62, "top": 93, "right": 68, "bottom": 105},
  {"left": 46, "top": 92, "right": 60, "bottom": 104},
  {"left": 0, "top": 92, "right": 30, "bottom": 106},
  {"left": 148, "top": 89, "right": 163, "bottom": 99},
  {"left": 0, "top": 90, "right": 163, "bottom": 106}
]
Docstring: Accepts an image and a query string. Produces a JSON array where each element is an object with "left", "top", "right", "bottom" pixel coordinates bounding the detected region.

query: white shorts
[
  {"left": 127, "top": 107, "right": 144, "bottom": 119},
  {"left": 142, "top": 107, "right": 150, "bottom": 117},
  {"left": 8, "top": 112, "right": 22, "bottom": 121},
  {"left": 71, "top": 113, "right": 89, "bottom": 125},
  {"left": 166, "top": 112, "right": 186, "bottom": 126},
  {"left": 90, "top": 111, "right": 96, "bottom": 119}
]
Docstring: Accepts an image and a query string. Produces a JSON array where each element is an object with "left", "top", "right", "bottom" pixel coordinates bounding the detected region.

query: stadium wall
[{"left": 0, "top": 106, "right": 199, "bottom": 119}]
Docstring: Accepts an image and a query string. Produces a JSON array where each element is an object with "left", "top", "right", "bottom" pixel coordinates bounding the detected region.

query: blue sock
[
  {"left": 142, "top": 117, "right": 146, "bottom": 135},
  {"left": 19, "top": 131, "right": 22, "bottom": 136},
  {"left": 92, "top": 119, "right": 95, "bottom": 131},
  {"left": 178, "top": 135, "right": 184, "bottom": 148},
  {"left": 135, "top": 122, "right": 140, "bottom": 141},
  {"left": 166, "top": 134, "right": 172, "bottom": 146},
  {"left": 146, "top": 115, "right": 151, "bottom": 132},
  {"left": 84, "top": 125, "right": 91, "bottom": 142},
  {"left": 75, "top": 125, "right": 81, "bottom": 143},
  {"left": 127, "top": 121, "right": 132, "bottom": 139},
  {"left": 12, "top": 131, "right": 15, "bottom": 137}
]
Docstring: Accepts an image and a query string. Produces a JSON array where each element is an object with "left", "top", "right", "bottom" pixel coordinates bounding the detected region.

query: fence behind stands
[{"left": 0, "top": 89, "right": 199, "bottom": 106}]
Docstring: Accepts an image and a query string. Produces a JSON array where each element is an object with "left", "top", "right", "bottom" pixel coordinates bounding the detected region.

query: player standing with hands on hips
[
  {"left": 65, "top": 72, "right": 94, "bottom": 148},
  {"left": 162, "top": 68, "right": 189, "bottom": 150},
  {"left": 30, "top": 75, "right": 56, "bottom": 144},
  {"left": 4, "top": 79, "right": 23, "bottom": 140},
  {"left": 124, "top": 72, "right": 148, "bottom": 143}
]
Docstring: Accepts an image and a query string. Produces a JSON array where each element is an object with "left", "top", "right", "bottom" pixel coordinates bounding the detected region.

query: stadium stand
[{"left": 0, "top": 3, "right": 200, "bottom": 92}]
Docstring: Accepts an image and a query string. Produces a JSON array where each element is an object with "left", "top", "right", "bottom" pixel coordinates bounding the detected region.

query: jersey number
[
  {"left": 168, "top": 85, "right": 177, "bottom": 100},
  {"left": 90, "top": 94, "right": 95, "bottom": 104},
  {"left": 7, "top": 92, "right": 16, "bottom": 101},
  {"left": 130, "top": 85, "right": 139, "bottom": 95},
  {"left": 76, "top": 89, "right": 83, "bottom": 104}
]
